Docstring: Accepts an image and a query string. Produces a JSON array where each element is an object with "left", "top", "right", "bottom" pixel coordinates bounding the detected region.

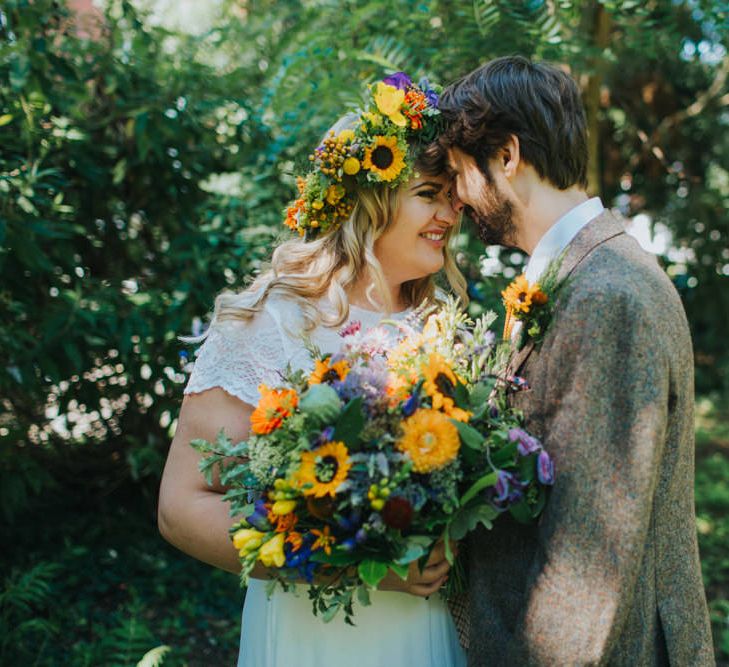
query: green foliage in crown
[{"left": 284, "top": 73, "right": 443, "bottom": 240}]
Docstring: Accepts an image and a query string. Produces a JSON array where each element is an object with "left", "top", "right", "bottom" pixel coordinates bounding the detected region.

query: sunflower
[
  {"left": 250, "top": 385, "right": 299, "bottom": 435},
  {"left": 363, "top": 135, "right": 406, "bottom": 182},
  {"left": 501, "top": 274, "right": 545, "bottom": 315},
  {"left": 296, "top": 441, "right": 351, "bottom": 498},
  {"left": 422, "top": 353, "right": 471, "bottom": 422},
  {"left": 309, "top": 356, "right": 350, "bottom": 385},
  {"left": 396, "top": 409, "right": 460, "bottom": 473}
]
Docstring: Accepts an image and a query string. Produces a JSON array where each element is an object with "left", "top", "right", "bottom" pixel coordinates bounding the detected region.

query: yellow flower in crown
[
  {"left": 363, "top": 135, "right": 406, "bottom": 182},
  {"left": 296, "top": 441, "right": 351, "bottom": 498},
  {"left": 501, "top": 274, "right": 547, "bottom": 314},
  {"left": 373, "top": 82, "right": 407, "bottom": 127},
  {"left": 422, "top": 353, "right": 471, "bottom": 422},
  {"left": 309, "top": 356, "right": 350, "bottom": 385},
  {"left": 258, "top": 533, "right": 286, "bottom": 568},
  {"left": 397, "top": 409, "right": 460, "bottom": 473}
]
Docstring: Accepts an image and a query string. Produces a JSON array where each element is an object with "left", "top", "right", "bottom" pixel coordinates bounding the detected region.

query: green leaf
[
  {"left": 357, "top": 560, "right": 388, "bottom": 588},
  {"left": 469, "top": 380, "right": 495, "bottom": 410},
  {"left": 388, "top": 561, "right": 410, "bottom": 581},
  {"left": 333, "top": 397, "right": 365, "bottom": 448},
  {"left": 449, "top": 503, "right": 500, "bottom": 541},
  {"left": 459, "top": 471, "right": 498, "bottom": 506},
  {"left": 0, "top": 114, "right": 14, "bottom": 127},
  {"left": 394, "top": 535, "right": 432, "bottom": 565},
  {"left": 356, "top": 584, "right": 371, "bottom": 607},
  {"left": 452, "top": 420, "right": 484, "bottom": 450}
]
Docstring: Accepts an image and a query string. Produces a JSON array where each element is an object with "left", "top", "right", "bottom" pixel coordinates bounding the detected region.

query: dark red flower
[{"left": 381, "top": 496, "right": 414, "bottom": 530}]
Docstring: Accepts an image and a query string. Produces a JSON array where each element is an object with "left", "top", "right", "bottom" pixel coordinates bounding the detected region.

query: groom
[{"left": 438, "top": 57, "right": 714, "bottom": 665}]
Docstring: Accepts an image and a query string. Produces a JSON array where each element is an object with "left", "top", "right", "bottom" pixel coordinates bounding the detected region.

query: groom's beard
[{"left": 465, "top": 194, "right": 517, "bottom": 248}]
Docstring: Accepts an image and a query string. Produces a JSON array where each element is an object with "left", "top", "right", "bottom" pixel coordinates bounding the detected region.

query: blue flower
[
  {"left": 246, "top": 499, "right": 271, "bottom": 531},
  {"left": 383, "top": 72, "right": 412, "bottom": 90},
  {"left": 402, "top": 393, "right": 419, "bottom": 417},
  {"left": 317, "top": 425, "right": 335, "bottom": 444},
  {"left": 537, "top": 450, "right": 555, "bottom": 485}
]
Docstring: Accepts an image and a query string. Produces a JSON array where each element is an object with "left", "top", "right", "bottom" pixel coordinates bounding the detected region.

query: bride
[{"left": 158, "top": 73, "right": 468, "bottom": 666}]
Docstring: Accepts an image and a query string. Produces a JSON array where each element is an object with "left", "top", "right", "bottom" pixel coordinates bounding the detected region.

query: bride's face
[{"left": 374, "top": 173, "right": 458, "bottom": 284}]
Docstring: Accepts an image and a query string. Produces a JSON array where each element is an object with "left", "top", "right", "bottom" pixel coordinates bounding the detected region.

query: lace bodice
[{"left": 184, "top": 296, "right": 409, "bottom": 406}]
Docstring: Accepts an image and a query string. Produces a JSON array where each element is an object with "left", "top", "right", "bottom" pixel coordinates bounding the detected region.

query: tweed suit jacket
[{"left": 466, "top": 210, "right": 714, "bottom": 666}]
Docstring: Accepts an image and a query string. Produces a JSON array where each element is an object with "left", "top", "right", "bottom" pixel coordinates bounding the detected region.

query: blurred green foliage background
[{"left": 1, "top": 0, "right": 727, "bottom": 663}]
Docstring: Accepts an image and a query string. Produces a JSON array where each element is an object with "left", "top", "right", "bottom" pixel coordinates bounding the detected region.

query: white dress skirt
[{"left": 184, "top": 296, "right": 467, "bottom": 667}]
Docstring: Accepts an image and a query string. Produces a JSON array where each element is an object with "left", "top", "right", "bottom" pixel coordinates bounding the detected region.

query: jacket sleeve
[{"left": 510, "top": 286, "right": 670, "bottom": 665}]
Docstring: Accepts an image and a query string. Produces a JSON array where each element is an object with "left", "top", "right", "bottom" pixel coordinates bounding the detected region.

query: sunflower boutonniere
[{"left": 501, "top": 256, "right": 565, "bottom": 349}]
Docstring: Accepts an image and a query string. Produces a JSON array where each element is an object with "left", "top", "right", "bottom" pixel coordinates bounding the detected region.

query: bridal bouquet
[{"left": 192, "top": 300, "right": 554, "bottom": 623}]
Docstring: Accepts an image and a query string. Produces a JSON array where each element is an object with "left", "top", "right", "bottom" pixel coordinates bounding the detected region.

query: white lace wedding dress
[{"left": 184, "top": 295, "right": 466, "bottom": 667}]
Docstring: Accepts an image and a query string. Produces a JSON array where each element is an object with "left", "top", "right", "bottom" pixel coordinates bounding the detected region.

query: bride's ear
[{"left": 500, "top": 134, "right": 521, "bottom": 180}]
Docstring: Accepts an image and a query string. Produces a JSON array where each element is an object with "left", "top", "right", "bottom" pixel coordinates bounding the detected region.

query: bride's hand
[{"left": 378, "top": 540, "right": 453, "bottom": 597}]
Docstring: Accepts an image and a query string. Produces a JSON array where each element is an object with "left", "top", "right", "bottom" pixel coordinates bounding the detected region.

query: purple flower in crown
[
  {"left": 418, "top": 77, "right": 439, "bottom": 107},
  {"left": 537, "top": 450, "right": 555, "bottom": 485},
  {"left": 508, "top": 427, "right": 541, "bottom": 456},
  {"left": 383, "top": 72, "right": 412, "bottom": 90}
]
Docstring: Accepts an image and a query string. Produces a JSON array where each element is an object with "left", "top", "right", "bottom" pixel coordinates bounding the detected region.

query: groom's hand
[{"left": 378, "top": 540, "right": 454, "bottom": 597}]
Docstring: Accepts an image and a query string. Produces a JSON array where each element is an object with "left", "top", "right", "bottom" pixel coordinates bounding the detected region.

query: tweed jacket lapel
[{"left": 506, "top": 209, "right": 627, "bottom": 377}]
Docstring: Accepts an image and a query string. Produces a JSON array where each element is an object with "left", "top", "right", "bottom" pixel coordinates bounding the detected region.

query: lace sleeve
[{"left": 183, "top": 308, "right": 287, "bottom": 406}]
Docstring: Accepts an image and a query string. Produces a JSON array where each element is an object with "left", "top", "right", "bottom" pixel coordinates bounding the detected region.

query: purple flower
[
  {"left": 508, "top": 427, "right": 541, "bottom": 456},
  {"left": 494, "top": 470, "right": 512, "bottom": 503},
  {"left": 537, "top": 450, "right": 555, "bottom": 485},
  {"left": 418, "top": 77, "right": 439, "bottom": 107},
  {"left": 246, "top": 499, "right": 271, "bottom": 531},
  {"left": 317, "top": 425, "right": 335, "bottom": 444},
  {"left": 488, "top": 402, "right": 500, "bottom": 419},
  {"left": 383, "top": 72, "right": 412, "bottom": 90},
  {"left": 355, "top": 528, "right": 368, "bottom": 544},
  {"left": 402, "top": 393, "right": 419, "bottom": 417}
]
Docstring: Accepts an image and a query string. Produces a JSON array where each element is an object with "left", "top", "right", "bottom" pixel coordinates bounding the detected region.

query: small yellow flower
[
  {"left": 258, "top": 533, "right": 286, "bottom": 568},
  {"left": 397, "top": 409, "right": 460, "bottom": 473},
  {"left": 312, "top": 200, "right": 324, "bottom": 210},
  {"left": 232, "top": 528, "right": 265, "bottom": 553},
  {"left": 337, "top": 129, "right": 355, "bottom": 143},
  {"left": 362, "top": 112, "right": 382, "bottom": 126},
  {"left": 343, "top": 157, "right": 361, "bottom": 175},
  {"left": 373, "top": 82, "right": 407, "bottom": 127},
  {"left": 311, "top": 525, "right": 336, "bottom": 555},
  {"left": 326, "top": 184, "right": 346, "bottom": 205}
]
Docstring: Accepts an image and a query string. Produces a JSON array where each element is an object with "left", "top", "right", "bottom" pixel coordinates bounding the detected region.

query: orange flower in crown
[{"left": 250, "top": 385, "right": 299, "bottom": 435}]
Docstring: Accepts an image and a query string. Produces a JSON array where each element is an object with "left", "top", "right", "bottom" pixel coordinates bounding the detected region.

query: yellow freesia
[
  {"left": 232, "top": 528, "right": 265, "bottom": 553},
  {"left": 374, "top": 82, "right": 406, "bottom": 127},
  {"left": 271, "top": 499, "right": 297, "bottom": 516},
  {"left": 259, "top": 533, "right": 286, "bottom": 568}
]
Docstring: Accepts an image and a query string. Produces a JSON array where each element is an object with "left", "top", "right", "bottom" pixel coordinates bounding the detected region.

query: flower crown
[{"left": 284, "top": 72, "right": 443, "bottom": 239}]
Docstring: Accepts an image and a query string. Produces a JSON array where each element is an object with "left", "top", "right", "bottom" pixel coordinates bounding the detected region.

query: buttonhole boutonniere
[{"left": 501, "top": 256, "right": 565, "bottom": 349}]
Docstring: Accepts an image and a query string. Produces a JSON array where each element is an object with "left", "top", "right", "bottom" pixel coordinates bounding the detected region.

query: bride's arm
[{"left": 158, "top": 387, "right": 254, "bottom": 574}]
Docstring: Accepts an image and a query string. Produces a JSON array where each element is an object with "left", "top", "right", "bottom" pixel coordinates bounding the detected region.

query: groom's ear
[{"left": 500, "top": 134, "right": 521, "bottom": 180}]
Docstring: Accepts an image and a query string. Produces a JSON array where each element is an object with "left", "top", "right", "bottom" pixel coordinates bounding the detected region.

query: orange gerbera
[
  {"left": 311, "top": 525, "right": 336, "bottom": 555},
  {"left": 397, "top": 409, "right": 460, "bottom": 473},
  {"left": 309, "top": 356, "right": 350, "bottom": 385},
  {"left": 250, "top": 384, "right": 299, "bottom": 435}
]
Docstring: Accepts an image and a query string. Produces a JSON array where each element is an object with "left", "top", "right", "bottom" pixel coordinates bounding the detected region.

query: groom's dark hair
[{"left": 438, "top": 56, "right": 588, "bottom": 190}]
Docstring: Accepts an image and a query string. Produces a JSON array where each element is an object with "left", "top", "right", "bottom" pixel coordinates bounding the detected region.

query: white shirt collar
[{"left": 524, "top": 197, "right": 604, "bottom": 283}]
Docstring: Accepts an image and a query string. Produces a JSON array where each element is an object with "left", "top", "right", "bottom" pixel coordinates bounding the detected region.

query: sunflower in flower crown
[{"left": 284, "top": 72, "right": 443, "bottom": 240}]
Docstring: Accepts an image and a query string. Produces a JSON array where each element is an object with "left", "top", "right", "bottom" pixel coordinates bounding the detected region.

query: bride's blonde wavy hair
[{"left": 200, "top": 117, "right": 468, "bottom": 336}]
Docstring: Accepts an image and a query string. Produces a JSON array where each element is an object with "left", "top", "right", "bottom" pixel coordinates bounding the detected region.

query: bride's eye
[{"left": 416, "top": 190, "right": 439, "bottom": 199}]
